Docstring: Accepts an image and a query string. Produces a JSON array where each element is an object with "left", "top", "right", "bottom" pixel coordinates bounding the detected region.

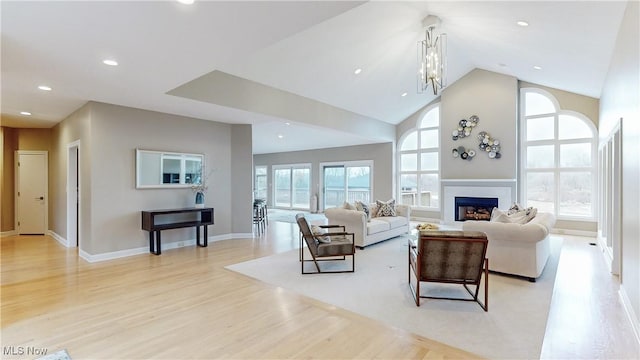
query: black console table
[{"left": 141, "top": 207, "right": 214, "bottom": 255}]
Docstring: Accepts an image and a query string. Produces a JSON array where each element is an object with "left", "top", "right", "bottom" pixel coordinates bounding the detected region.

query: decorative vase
[{"left": 195, "top": 191, "right": 205, "bottom": 208}]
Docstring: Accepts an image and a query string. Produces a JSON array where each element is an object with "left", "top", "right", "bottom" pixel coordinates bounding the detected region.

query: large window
[
  {"left": 273, "top": 164, "right": 311, "bottom": 210},
  {"left": 521, "top": 89, "right": 597, "bottom": 219},
  {"left": 321, "top": 161, "right": 372, "bottom": 210},
  {"left": 398, "top": 104, "right": 440, "bottom": 209}
]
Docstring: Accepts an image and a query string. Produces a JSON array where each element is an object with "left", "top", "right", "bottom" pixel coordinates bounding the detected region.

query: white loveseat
[
  {"left": 462, "top": 212, "right": 556, "bottom": 281},
  {"left": 324, "top": 204, "right": 411, "bottom": 248}
]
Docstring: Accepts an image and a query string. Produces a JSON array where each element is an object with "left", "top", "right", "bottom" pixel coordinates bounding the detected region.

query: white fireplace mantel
[{"left": 442, "top": 179, "right": 517, "bottom": 224}]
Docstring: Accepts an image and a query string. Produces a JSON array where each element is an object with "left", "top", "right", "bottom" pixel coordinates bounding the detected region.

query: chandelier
[{"left": 418, "top": 15, "right": 446, "bottom": 95}]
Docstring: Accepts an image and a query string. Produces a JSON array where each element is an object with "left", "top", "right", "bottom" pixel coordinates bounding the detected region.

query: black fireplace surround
[{"left": 455, "top": 196, "right": 498, "bottom": 221}]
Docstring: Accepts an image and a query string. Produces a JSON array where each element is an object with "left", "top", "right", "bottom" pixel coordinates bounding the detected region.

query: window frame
[
  {"left": 520, "top": 88, "right": 597, "bottom": 221},
  {"left": 272, "top": 163, "right": 312, "bottom": 210},
  {"left": 397, "top": 102, "right": 441, "bottom": 211}
]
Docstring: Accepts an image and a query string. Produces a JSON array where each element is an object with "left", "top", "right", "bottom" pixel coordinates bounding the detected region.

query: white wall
[{"left": 599, "top": 0, "right": 640, "bottom": 338}]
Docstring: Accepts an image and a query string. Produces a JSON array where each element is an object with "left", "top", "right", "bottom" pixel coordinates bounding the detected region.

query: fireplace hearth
[{"left": 455, "top": 197, "right": 498, "bottom": 222}]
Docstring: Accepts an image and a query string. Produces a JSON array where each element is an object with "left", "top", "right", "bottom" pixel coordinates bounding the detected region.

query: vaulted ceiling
[{"left": 1, "top": 1, "right": 627, "bottom": 154}]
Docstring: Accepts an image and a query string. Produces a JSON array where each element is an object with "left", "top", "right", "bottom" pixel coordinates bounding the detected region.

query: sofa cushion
[
  {"left": 317, "top": 237, "right": 353, "bottom": 257},
  {"left": 367, "top": 219, "right": 391, "bottom": 235},
  {"left": 376, "top": 199, "right": 397, "bottom": 217},
  {"left": 375, "top": 216, "right": 408, "bottom": 229}
]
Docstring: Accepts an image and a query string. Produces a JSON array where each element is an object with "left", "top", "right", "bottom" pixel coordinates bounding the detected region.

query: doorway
[
  {"left": 16, "top": 151, "right": 48, "bottom": 234},
  {"left": 67, "top": 141, "right": 80, "bottom": 247},
  {"left": 598, "top": 123, "right": 621, "bottom": 274}
]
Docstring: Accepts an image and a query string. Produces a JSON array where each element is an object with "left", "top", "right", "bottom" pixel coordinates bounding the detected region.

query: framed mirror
[{"left": 136, "top": 149, "right": 204, "bottom": 188}]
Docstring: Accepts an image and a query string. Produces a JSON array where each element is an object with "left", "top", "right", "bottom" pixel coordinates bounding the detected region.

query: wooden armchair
[
  {"left": 296, "top": 214, "right": 355, "bottom": 274},
  {"left": 408, "top": 230, "right": 489, "bottom": 311}
]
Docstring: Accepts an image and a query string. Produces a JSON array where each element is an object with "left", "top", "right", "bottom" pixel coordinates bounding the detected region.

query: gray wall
[
  {"left": 396, "top": 68, "right": 600, "bottom": 230},
  {"left": 440, "top": 69, "right": 518, "bottom": 180},
  {"left": 254, "top": 142, "right": 394, "bottom": 210},
  {"left": 50, "top": 103, "right": 93, "bottom": 250},
  {"left": 49, "top": 101, "right": 253, "bottom": 256},
  {"left": 231, "top": 124, "right": 253, "bottom": 233},
  {"left": 599, "top": 0, "right": 639, "bottom": 334},
  {"left": 396, "top": 69, "right": 518, "bottom": 219}
]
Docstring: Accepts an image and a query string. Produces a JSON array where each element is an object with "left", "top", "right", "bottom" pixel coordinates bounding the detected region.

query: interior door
[{"left": 17, "top": 152, "right": 47, "bottom": 234}]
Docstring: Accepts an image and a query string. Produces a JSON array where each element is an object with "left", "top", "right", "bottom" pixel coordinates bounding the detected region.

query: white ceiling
[{"left": 1, "top": 1, "right": 627, "bottom": 154}]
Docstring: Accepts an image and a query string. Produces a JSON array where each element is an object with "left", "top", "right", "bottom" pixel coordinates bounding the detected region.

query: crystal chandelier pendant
[{"left": 417, "top": 16, "right": 447, "bottom": 95}]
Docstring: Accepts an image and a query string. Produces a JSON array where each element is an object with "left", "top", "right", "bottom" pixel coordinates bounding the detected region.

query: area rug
[
  {"left": 267, "top": 209, "right": 326, "bottom": 224},
  {"left": 226, "top": 235, "right": 562, "bottom": 359},
  {"left": 36, "top": 349, "right": 72, "bottom": 360}
]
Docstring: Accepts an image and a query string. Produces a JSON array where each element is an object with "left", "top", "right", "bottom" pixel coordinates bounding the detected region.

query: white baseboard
[
  {"left": 550, "top": 228, "right": 597, "bottom": 237},
  {"left": 1, "top": 230, "right": 17, "bottom": 237},
  {"left": 79, "top": 233, "right": 248, "bottom": 263},
  {"left": 48, "top": 230, "right": 69, "bottom": 247},
  {"left": 410, "top": 217, "right": 443, "bottom": 224},
  {"left": 619, "top": 285, "right": 640, "bottom": 346},
  {"left": 231, "top": 232, "right": 255, "bottom": 239}
]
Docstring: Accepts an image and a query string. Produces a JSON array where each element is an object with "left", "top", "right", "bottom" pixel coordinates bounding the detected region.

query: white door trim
[
  {"left": 15, "top": 150, "right": 48, "bottom": 234},
  {"left": 67, "top": 140, "right": 81, "bottom": 248}
]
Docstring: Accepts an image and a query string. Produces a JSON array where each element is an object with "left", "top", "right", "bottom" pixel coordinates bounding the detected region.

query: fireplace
[
  {"left": 454, "top": 197, "right": 498, "bottom": 221},
  {"left": 442, "top": 179, "right": 515, "bottom": 224}
]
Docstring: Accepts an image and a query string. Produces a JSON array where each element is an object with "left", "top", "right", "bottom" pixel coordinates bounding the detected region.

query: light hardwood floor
[
  {"left": 2, "top": 222, "right": 479, "bottom": 360},
  {"left": 2, "top": 222, "right": 639, "bottom": 359}
]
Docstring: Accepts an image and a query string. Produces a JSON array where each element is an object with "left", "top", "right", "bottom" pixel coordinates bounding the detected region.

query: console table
[{"left": 141, "top": 207, "right": 214, "bottom": 255}]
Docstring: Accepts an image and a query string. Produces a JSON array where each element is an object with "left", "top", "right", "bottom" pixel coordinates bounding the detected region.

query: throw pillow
[
  {"left": 355, "top": 201, "right": 371, "bottom": 221},
  {"left": 491, "top": 207, "right": 538, "bottom": 224},
  {"left": 490, "top": 208, "right": 511, "bottom": 223},
  {"left": 369, "top": 203, "right": 379, "bottom": 218},
  {"left": 343, "top": 202, "right": 357, "bottom": 211},
  {"left": 507, "top": 203, "right": 523, "bottom": 215},
  {"left": 514, "top": 207, "right": 537, "bottom": 224},
  {"left": 376, "top": 199, "right": 397, "bottom": 217},
  {"left": 310, "top": 225, "right": 331, "bottom": 243}
]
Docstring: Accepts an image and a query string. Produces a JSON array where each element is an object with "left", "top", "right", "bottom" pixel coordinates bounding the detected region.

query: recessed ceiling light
[
  {"left": 103, "top": 59, "right": 118, "bottom": 66},
  {"left": 498, "top": 63, "right": 507, "bottom": 67},
  {"left": 354, "top": 68, "right": 362, "bottom": 75},
  {"left": 285, "top": 122, "right": 290, "bottom": 126},
  {"left": 533, "top": 65, "right": 542, "bottom": 70},
  {"left": 20, "top": 111, "right": 32, "bottom": 116},
  {"left": 38, "top": 85, "right": 52, "bottom": 91},
  {"left": 176, "top": 0, "right": 194, "bottom": 4},
  {"left": 277, "top": 134, "right": 284, "bottom": 139},
  {"left": 517, "top": 21, "right": 529, "bottom": 27},
  {"left": 401, "top": 92, "right": 408, "bottom": 97}
]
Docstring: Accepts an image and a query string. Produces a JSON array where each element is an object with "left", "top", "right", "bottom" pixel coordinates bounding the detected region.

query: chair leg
[{"left": 484, "top": 258, "right": 489, "bottom": 312}]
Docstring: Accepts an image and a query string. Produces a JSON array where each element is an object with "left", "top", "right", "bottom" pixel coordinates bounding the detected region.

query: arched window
[
  {"left": 398, "top": 104, "right": 440, "bottom": 209},
  {"left": 521, "top": 88, "right": 597, "bottom": 219}
]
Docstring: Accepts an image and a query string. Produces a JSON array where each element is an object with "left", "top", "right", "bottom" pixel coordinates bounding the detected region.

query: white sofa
[
  {"left": 462, "top": 212, "right": 556, "bottom": 281},
  {"left": 324, "top": 204, "right": 411, "bottom": 248}
]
